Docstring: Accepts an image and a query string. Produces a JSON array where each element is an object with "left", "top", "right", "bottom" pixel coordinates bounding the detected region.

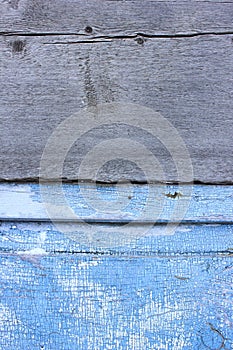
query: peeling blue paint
[{"left": 0, "top": 184, "right": 232, "bottom": 349}]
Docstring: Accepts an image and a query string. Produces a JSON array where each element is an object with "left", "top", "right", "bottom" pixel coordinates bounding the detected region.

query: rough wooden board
[
  {"left": 0, "top": 183, "right": 232, "bottom": 349},
  {"left": 1, "top": 0, "right": 233, "bottom": 35},
  {"left": 0, "top": 184, "right": 232, "bottom": 223},
  {"left": 1, "top": 221, "right": 233, "bottom": 256},
  {"left": 0, "top": 253, "right": 233, "bottom": 350},
  {"left": 0, "top": 34, "right": 233, "bottom": 182}
]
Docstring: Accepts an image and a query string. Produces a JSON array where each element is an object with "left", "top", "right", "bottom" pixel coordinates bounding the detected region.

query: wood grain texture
[
  {"left": 0, "top": 33, "right": 233, "bottom": 182},
  {"left": 0, "top": 184, "right": 233, "bottom": 348},
  {"left": 1, "top": 0, "right": 233, "bottom": 35},
  {"left": 1, "top": 3, "right": 233, "bottom": 346}
]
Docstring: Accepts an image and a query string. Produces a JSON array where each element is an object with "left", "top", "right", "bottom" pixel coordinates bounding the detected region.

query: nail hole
[
  {"left": 85, "top": 26, "right": 93, "bottom": 34},
  {"left": 136, "top": 37, "right": 144, "bottom": 45}
]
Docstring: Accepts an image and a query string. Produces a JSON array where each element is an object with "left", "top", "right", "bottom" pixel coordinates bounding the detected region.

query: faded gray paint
[{"left": 0, "top": 1, "right": 232, "bottom": 182}]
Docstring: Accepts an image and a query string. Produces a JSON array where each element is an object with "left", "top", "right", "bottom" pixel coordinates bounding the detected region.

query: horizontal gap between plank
[
  {"left": 0, "top": 219, "right": 232, "bottom": 225},
  {"left": 1, "top": 31, "right": 233, "bottom": 41},
  {"left": 0, "top": 179, "right": 233, "bottom": 185},
  {"left": 0, "top": 250, "right": 233, "bottom": 259}
]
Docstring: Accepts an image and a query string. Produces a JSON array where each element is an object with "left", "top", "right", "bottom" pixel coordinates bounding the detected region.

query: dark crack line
[
  {"left": 138, "top": 30, "right": 233, "bottom": 38},
  {"left": 1, "top": 31, "right": 233, "bottom": 43},
  {"left": 1, "top": 178, "right": 233, "bottom": 185},
  {"left": 43, "top": 31, "right": 233, "bottom": 44},
  {"left": 0, "top": 218, "right": 232, "bottom": 225},
  {"left": 1, "top": 249, "right": 233, "bottom": 259},
  {"left": 0, "top": 31, "right": 87, "bottom": 36}
]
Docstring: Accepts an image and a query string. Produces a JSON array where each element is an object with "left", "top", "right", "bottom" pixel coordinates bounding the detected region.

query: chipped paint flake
[{"left": 17, "top": 248, "right": 48, "bottom": 256}]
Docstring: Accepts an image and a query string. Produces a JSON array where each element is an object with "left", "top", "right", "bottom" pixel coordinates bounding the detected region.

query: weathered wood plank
[
  {"left": 0, "top": 182, "right": 232, "bottom": 348},
  {"left": 0, "top": 183, "right": 232, "bottom": 251},
  {"left": 1, "top": 0, "right": 233, "bottom": 35},
  {"left": 1, "top": 221, "right": 233, "bottom": 255},
  {"left": 0, "top": 184, "right": 232, "bottom": 223},
  {"left": 1, "top": 4, "right": 233, "bottom": 347},
  {"left": 1, "top": 253, "right": 233, "bottom": 349},
  {"left": 0, "top": 34, "right": 232, "bottom": 182}
]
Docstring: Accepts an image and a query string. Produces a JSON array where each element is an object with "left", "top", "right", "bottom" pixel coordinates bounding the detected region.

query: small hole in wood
[
  {"left": 136, "top": 37, "right": 144, "bottom": 45},
  {"left": 85, "top": 26, "right": 93, "bottom": 34}
]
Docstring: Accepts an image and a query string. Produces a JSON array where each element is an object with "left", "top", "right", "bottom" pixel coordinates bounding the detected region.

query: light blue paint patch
[{"left": 0, "top": 255, "right": 233, "bottom": 349}]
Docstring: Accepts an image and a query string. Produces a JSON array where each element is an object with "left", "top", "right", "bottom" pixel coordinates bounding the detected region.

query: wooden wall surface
[
  {"left": 0, "top": 183, "right": 232, "bottom": 349},
  {"left": 0, "top": 183, "right": 233, "bottom": 349},
  {"left": 1, "top": 2, "right": 233, "bottom": 349},
  {"left": 0, "top": 0, "right": 232, "bottom": 183}
]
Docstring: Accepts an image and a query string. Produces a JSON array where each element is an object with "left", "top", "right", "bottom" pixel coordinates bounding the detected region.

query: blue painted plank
[
  {"left": 0, "top": 222, "right": 233, "bottom": 255},
  {"left": 0, "top": 254, "right": 233, "bottom": 350},
  {"left": 0, "top": 183, "right": 232, "bottom": 349},
  {"left": 0, "top": 183, "right": 232, "bottom": 223}
]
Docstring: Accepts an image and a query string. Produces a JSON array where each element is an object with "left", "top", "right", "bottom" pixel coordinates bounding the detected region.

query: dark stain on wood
[
  {"left": 98, "top": 66, "right": 115, "bottom": 103},
  {"left": 11, "top": 39, "right": 25, "bottom": 54},
  {"left": 84, "top": 55, "right": 98, "bottom": 106}
]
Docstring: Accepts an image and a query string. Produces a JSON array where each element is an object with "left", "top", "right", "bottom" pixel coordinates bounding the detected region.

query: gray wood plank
[
  {"left": 0, "top": 33, "right": 232, "bottom": 182},
  {"left": 1, "top": 0, "right": 233, "bottom": 35}
]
